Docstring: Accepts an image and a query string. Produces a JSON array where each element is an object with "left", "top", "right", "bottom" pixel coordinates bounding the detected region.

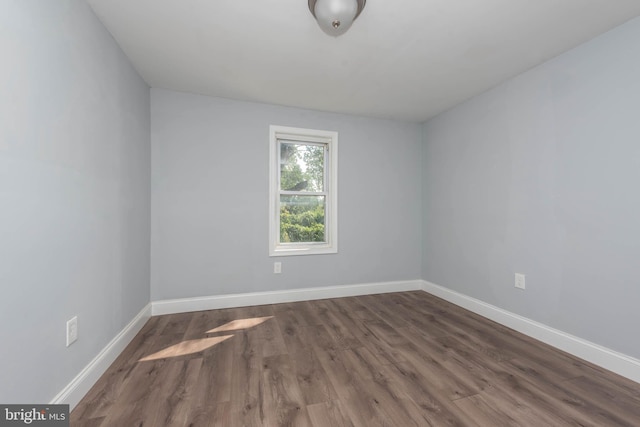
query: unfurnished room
[{"left": 1, "top": 1, "right": 640, "bottom": 426}]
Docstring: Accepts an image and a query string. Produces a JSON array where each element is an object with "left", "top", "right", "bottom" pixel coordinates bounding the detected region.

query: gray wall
[
  {"left": 0, "top": 1, "right": 150, "bottom": 403},
  {"left": 151, "top": 90, "right": 422, "bottom": 300},
  {"left": 422, "top": 17, "right": 640, "bottom": 359}
]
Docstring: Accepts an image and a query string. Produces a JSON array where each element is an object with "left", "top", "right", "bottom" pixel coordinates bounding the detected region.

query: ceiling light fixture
[{"left": 308, "top": 0, "right": 366, "bottom": 37}]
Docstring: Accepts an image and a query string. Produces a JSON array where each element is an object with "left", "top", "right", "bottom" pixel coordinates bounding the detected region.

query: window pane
[
  {"left": 280, "top": 142, "right": 324, "bottom": 192},
  {"left": 280, "top": 195, "right": 325, "bottom": 243}
]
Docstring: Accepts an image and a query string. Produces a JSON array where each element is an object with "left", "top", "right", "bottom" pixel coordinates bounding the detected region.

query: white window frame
[{"left": 269, "top": 125, "right": 338, "bottom": 257}]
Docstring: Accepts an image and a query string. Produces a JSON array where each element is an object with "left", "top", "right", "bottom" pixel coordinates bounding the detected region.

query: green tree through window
[{"left": 279, "top": 142, "right": 326, "bottom": 243}]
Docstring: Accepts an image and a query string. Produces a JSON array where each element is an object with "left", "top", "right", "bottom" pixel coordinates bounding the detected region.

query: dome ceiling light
[{"left": 308, "top": 0, "right": 366, "bottom": 36}]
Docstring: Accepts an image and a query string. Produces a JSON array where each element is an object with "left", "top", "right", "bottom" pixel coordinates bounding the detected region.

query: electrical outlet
[
  {"left": 274, "top": 262, "right": 282, "bottom": 274},
  {"left": 66, "top": 316, "right": 78, "bottom": 347},
  {"left": 515, "top": 273, "right": 526, "bottom": 290}
]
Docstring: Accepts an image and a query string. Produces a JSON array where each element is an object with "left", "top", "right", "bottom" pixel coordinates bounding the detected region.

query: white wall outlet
[
  {"left": 66, "top": 316, "right": 78, "bottom": 347},
  {"left": 274, "top": 262, "right": 282, "bottom": 274},
  {"left": 515, "top": 273, "right": 526, "bottom": 290}
]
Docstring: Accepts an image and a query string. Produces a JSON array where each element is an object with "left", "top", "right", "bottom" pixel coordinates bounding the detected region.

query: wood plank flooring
[{"left": 71, "top": 291, "right": 640, "bottom": 426}]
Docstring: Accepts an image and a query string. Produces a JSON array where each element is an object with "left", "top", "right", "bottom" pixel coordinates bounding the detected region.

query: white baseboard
[
  {"left": 421, "top": 280, "right": 640, "bottom": 384},
  {"left": 152, "top": 280, "right": 423, "bottom": 315},
  {"left": 51, "top": 303, "right": 152, "bottom": 410}
]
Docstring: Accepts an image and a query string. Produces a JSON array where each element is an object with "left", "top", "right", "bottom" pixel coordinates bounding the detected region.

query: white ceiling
[{"left": 87, "top": 0, "right": 640, "bottom": 122}]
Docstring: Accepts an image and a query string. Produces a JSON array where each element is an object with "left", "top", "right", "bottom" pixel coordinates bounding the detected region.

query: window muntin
[{"left": 269, "top": 126, "right": 337, "bottom": 256}]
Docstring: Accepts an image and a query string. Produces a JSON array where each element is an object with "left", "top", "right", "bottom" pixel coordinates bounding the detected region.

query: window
[{"left": 269, "top": 125, "right": 338, "bottom": 256}]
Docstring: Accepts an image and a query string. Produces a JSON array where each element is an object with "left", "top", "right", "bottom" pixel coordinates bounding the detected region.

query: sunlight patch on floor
[
  {"left": 139, "top": 335, "right": 233, "bottom": 361},
  {"left": 139, "top": 316, "right": 276, "bottom": 362},
  {"left": 207, "top": 316, "right": 274, "bottom": 333}
]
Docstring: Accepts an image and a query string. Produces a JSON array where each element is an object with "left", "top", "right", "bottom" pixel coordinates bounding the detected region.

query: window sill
[{"left": 270, "top": 245, "right": 337, "bottom": 257}]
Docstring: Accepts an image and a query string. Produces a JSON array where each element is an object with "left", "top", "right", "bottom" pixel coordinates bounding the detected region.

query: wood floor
[{"left": 71, "top": 291, "right": 640, "bottom": 426}]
